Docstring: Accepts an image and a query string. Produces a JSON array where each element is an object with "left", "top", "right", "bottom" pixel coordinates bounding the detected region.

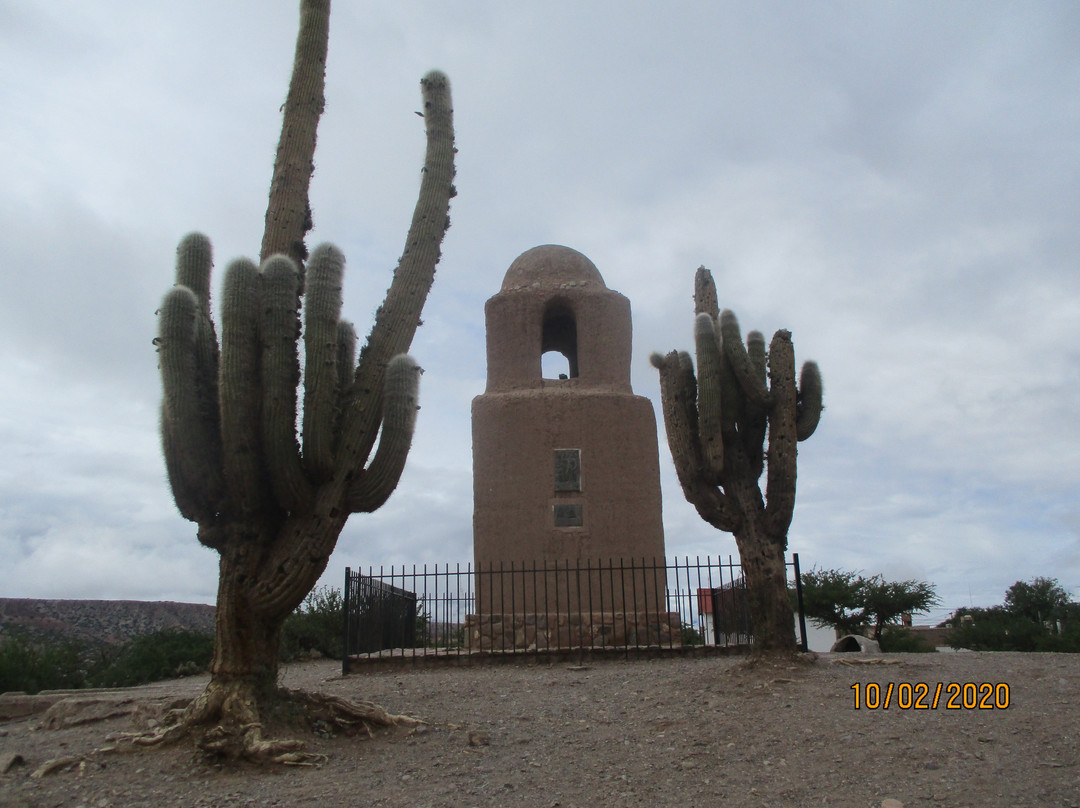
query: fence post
[
  {"left": 342, "top": 567, "right": 352, "bottom": 676},
  {"left": 792, "top": 552, "right": 808, "bottom": 652}
]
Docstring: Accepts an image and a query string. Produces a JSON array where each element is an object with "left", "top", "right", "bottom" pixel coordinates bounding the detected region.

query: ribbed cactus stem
[
  {"left": 219, "top": 257, "right": 265, "bottom": 513},
  {"left": 796, "top": 361, "right": 823, "bottom": 441},
  {"left": 693, "top": 265, "right": 719, "bottom": 318},
  {"left": 159, "top": 286, "right": 198, "bottom": 368},
  {"left": 175, "top": 233, "right": 214, "bottom": 311},
  {"left": 260, "top": 255, "right": 312, "bottom": 511},
  {"left": 717, "top": 337, "right": 743, "bottom": 440},
  {"left": 260, "top": 0, "right": 329, "bottom": 267},
  {"left": 651, "top": 349, "right": 737, "bottom": 531},
  {"left": 764, "top": 330, "right": 798, "bottom": 538},
  {"left": 741, "top": 329, "right": 769, "bottom": 478},
  {"left": 302, "top": 243, "right": 345, "bottom": 480},
  {"left": 335, "top": 320, "right": 357, "bottom": 405},
  {"left": 693, "top": 313, "right": 725, "bottom": 477},
  {"left": 174, "top": 233, "right": 221, "bottom": 442},
  {"left": 348, "top": 70, "right": 456, "bottom": 465},
  {"left": 345, "top": 355, "right": 421, "bottom": 513},
  {"left": 158, "top": 285, "right": 223, "bottom": 523},
  {"left": 746, "top": 331, "right": 767, "bottom": 386},
  {"left": 720, "top": 310, "right": 771, "bottom": 407}
]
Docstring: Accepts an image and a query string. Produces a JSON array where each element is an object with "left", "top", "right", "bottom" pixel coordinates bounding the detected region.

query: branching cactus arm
[
  {"left": 796, "top": 361, "right": 824, "bottom": 441},
  {"left": 334, "top": 320, "right": 357, "bottom": 446},
  {"left": 344, "top": 70, "right": 456, "bottom": 470},
  {"left": 693, "top": 314, "right": 725, "bottom": 478},
  {"left": 763, "top": 330, "right": 798, "bottom": 539},
  {"left": 302, "top": 244, "right": 346, "bottom": 482},
  {"left": 650, "top": 350, "right": 739, "bottom": 532},
  {"left": 218, "top": 257, "right": 267, "bottom": 518},
  {"left": 260, "top": 0, "right": 330, "bottom": 267},
  {"left": 693, "top": 265, "right": 719, "bottom": 318},
  {"left": 720, "top": 309, "right": 770, "bottom": 408},
  {"left": 259, "top": 256, "right": 313, "bottom": 512},
  {"left": 741, "top": 329, "right": 769, "bottom": 478},
  {"left": 159, "top": 287, "right": 217, "bottom": 525},
  {"left": 346, "top": 354, "right": 422, "bottom": 513},
  {"left": 158, "top": 237, "right": 224, "bottom": 526}
]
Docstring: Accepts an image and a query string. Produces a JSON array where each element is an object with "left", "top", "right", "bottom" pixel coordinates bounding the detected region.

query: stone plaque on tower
[{"left": 469, "top": 245, "right": 674, "bottom": 650}]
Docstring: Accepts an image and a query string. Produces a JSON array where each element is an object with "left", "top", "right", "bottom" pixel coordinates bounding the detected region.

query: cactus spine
[{"left": 652, "top": 266, "right": 822, "bottom": 653}]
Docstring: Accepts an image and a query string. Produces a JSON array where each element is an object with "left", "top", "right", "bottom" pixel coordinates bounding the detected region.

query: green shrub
[
  {"left": 944, "top": 605, "right": 1080, "bottom": 652},
  {"left": 944, "top": 578, "right": 1080, "bottom": 653},
  {"left": 0, "top": 631, "right": 88, "bottom": 695},
  {"left": 878, "top": 626, "right": 936, "bottom": 653},
  {"left": 681, "top": 624, "right": 705, "bottom": 646},
  {"left": 281, "top": 585, "right": 344, "bottom": 661},
  {"left": 89, "top": 628, "right": 214, "bottom": 688}
]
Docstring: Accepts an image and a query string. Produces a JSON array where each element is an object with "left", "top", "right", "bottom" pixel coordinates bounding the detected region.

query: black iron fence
[
  {"left": 343, "top": 554, "right": 807, "bottom": 671},
  {"left": 343, "top": 574, "right": 417, "bottom": 656}
]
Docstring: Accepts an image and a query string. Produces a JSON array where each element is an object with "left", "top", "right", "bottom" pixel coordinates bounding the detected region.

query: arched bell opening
[{"left": 541, "top": 302, "right": 578, "bottom": 379}]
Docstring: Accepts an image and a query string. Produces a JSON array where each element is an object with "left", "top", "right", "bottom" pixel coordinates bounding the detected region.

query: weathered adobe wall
[{"left": 472, "top": 391, "right": 663, "bottom": 564}]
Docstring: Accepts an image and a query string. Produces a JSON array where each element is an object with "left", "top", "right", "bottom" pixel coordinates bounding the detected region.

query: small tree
[
  {"left": 1004, "top": 577, "right": 1071, "bottom": 626},
  {"left": 151, "top": 0, "right": 455, "bottom": 760},
  {"left": 861, "top": 576, "right": 939, "bottom": 640},
  {"left": 799, "top": 568, "right": 938, "bottom": 641},
  {"left": 651, "top": 267, "right": 822, "bottom": 653},
  {"left": 798, "top": 568, "right": 866, "bottom": 637}
]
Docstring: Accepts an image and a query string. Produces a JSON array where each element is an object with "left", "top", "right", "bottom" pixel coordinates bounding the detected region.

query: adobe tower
[{"left": 472, "top": 245, "right": 666, "bottom": 573}]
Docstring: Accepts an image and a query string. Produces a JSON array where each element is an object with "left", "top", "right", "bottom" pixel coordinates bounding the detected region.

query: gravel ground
[{"left": 1, "top": 651, "right": 1078, "bottom": 808}]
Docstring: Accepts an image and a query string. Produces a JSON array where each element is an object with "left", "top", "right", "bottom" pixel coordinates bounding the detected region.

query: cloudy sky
[{"left": 1, "top": 1, "right": 1077, "bottom": 624}]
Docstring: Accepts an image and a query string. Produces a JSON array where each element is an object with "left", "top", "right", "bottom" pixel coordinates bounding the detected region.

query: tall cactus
[
  {"left": 651, "top": 267, "right": 822, "bottom": 653},
  {"left": 152, "top": 0, "right": 455, "bottom": 759}
]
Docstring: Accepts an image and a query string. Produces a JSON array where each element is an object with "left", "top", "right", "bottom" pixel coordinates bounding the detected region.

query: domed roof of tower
[{"left": 500, "top": 245, "right": 607, "bottom": 292}]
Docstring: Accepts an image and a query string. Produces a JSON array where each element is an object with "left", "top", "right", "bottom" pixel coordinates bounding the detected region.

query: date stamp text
[{"left": 851, "top": 682, "right": 1010, "bottom": 710}]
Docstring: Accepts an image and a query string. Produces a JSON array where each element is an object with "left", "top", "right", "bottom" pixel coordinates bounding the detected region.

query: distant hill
[{"left": 0, "top": 598, "right": 215, "bottom": 646}]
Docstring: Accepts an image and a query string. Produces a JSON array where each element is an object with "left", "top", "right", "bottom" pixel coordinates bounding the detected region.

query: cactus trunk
[
  {"left": 733, "top": 521, "right": 796, "bottom": 655},
  {"left": 211, "top": 547, "right": 286, "bottom": 695}
]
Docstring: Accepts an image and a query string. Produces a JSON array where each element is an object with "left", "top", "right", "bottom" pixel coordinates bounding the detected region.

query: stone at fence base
[{"left": 465, "top": 611, "right": 682, "bottom": 651}]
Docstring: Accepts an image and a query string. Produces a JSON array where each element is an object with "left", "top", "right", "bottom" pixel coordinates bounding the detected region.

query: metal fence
[
  {"left": 343, "top": 574, "right": 417, "bottom": 656},
  {"left": 343, "top": 554, "right": 807, "bottom": 671}
]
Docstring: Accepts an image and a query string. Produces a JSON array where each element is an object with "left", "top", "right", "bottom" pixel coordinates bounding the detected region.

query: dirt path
[{"left": 1, "top": 651, "right": 1078, "bottom": 807}]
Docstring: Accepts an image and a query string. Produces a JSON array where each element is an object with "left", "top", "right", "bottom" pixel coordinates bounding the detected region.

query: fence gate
[
  {"left": 343, "top": 569, "right": 417, "bottom": 663},
  {"left": 708, "top": 580, "right": 752, "bottom": 645}
]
